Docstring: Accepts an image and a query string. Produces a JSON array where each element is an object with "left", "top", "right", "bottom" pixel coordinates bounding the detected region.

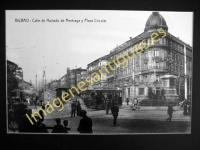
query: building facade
[
  {"left": 18, "top": 80, "right": 32, "bottom": 90},
  {"left": 49, "top": 80, "right": 60, "bottom": 90},
  {"left": 69, "top": 68, "right": 87, "bottom": 87},
  {"left": 87, "top": 55, "right": 108, "bottom": 89},
  {"left": 86, "top": 12, "right": 192, "bottom": 104}
]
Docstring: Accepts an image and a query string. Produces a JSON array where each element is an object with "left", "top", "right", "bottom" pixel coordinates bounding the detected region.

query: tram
[{"left": 81, "top": 89, "right": 122, "bottom": 110}]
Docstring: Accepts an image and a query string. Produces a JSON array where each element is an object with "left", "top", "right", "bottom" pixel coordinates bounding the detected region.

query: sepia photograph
[{"left": 6, "top": 10, "right": 193, "bottom": 134}]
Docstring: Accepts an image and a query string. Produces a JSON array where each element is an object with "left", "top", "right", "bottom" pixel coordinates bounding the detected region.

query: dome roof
[{"left": 144, "top": 12, "right": 168, "bottom": 32}]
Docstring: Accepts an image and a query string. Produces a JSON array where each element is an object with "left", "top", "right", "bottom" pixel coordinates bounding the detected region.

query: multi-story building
[
  {"left": 87, "top": 55, "right": 108, "bottom": 89},
  {"left": 18, "top": 80, "right": 32, "bottom": 90},
  {"left": 49, "top": 80, "right": 60, "bottom": 91},
  {"left": 86, "top": 12, "right": 192, "bottom": 103},
  {"left": 69, "top": 68, "right": 87, "bottom": 87}
]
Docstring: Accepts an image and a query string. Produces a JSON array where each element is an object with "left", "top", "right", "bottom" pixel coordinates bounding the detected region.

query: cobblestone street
[{"left": 41, "top": 94, "right": 190, "bottom": 134}]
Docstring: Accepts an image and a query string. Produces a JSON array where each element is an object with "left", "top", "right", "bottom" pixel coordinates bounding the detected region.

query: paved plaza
[{"left": 38, "top": 91, "right": 190, "bottom": 134}]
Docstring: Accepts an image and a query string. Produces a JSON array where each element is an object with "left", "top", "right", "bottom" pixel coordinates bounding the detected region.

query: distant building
[
  {"left": 87, "top": 55, "right": 108, "bottom": 89},
  {"left": 18, "top": 80, "right": 32, "bottom": 90},
  {"left": 49, "top": 80, "right": 60, "bottom": 90},
  {"left": 69, "top": 68, "right": 87, "bottom": 87}
]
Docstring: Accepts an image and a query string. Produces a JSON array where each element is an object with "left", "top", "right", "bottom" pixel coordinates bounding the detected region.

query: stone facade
[{"left": 86, "top": 12, "right": 192, "bottom": 103}]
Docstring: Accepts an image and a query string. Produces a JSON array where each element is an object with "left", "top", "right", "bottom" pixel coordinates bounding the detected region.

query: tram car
[{"left": 81, "top": 89, "right": 122, "bottom": 110}]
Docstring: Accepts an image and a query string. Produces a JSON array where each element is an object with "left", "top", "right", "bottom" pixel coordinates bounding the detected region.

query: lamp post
[{"left": 184, "top": 44, "right": 187, "bottom": 100}]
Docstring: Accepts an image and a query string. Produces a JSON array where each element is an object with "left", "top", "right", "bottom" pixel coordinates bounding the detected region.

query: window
[
  {"left": 156, "top": 75, "right": 160, "bottom": 81},
  {"left": 154, "top": 50, "right": 159, "bottom": 56},
  {"left": 176, "top": 55, "right": 179, "bottom": 64},
  {"left": 180, "top": 55, "right": 182, "bottom": 65},
  {"left": 144, "top": 63, "right": 148, "bottom": 70},
  {"left": 148, "top": 38, "right": 151, "bottom": 45},
  {"left": 172, "top": 53, "right": 175, "bottom": 61},
  {"left": 178, "top": 45, "right": 180, "bottom": 52},
  {"left": 139, "top": 88, "right": 145, "bottom": 95},
  {"left": 171, "top": 64, "right": 174, "bottom": 72},
  {"left": 144, "top": 52, "right": 148, "bottom": 58},
  {"left": 159, "top": 38, "right": 162, "bottom": 45},
  {"left": 155, "top": 61, "right": 159, "bottom": 68},
  {"left": 170, "top": 41, "right": 173, "bottom": 48}
]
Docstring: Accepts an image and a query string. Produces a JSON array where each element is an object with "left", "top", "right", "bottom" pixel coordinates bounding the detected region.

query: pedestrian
[
  {"left": 63, "top": 120, "right": 70, "bottom": 133},
  {"left": 187, "top": 100, "right": 191, "bottom": 116},
  {"left": 76, "top": 101, "right": 81, "bottom": 116},
  {"left": 112, "top": 103, "right": 119, "bottom": 126},
  {"left": 105, "top": 99, "right": 111, "bottom": 114},
  {"left": 126, "top": 98, "right": 129, "bottom": 105},
  {"left": 39, "top": 105, "right": 45, "bottom": 122},
  {"left": 37, "top": 99, "right": 40, "bottom": 106},
  {"left": 26, "top": 96, "right": 30, "bottom": 105},
  {"left": 166, "top": 102, "right": 175, "bottom": 122},
  {"left": 47, "top": 99, "right": 50, "bottom": 108},
  {"left": 31, "top": 116, "right": 48, "bottom": 133},
  {"left": 71, "top": 101, "right": 76, "bottom": 117},
  {"left": 77, "top": 110, "right": 93, "bottom": 133},
  {"left": 183, "top": 99, "right": 188, "bottom": 116},
  {"left": 110, "top": 101, "right": 114, "bottom": 114},
  {"left": 134, "top": 98, "right": 138, "bottom": 109},
  {"left": 18, "top": 109, "right": 32, "bottom": 132},
  {"left": 52, "top": 118, "right": 65, "bottom": 133}
]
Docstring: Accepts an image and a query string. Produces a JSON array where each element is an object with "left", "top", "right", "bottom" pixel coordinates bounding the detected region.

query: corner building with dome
[{"left": 87, "top": 12, "right": 192, "bottom": 105}]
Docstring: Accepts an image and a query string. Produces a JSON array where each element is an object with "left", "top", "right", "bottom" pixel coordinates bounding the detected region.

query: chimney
[{"left": 130, "top": 37, "right": 132, "bottom": 40}]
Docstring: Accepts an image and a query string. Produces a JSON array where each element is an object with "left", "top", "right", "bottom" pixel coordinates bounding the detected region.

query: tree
[
  {"left": 7, "top": 64, "right": 19, "bottom": 95},
  {"left": 148, "top": 87, "right": 153, "bottom": 99}
]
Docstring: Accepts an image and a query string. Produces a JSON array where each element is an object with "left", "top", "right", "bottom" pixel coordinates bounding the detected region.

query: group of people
[
  {"left": 52, "top": 109, "right": 93, "bottom": 133},
  {"left": 25, "top": 96, "right": 42, "bottom": 106},
  {"left": 166, "top": 99, "right": 191, "bottom": 122},
  {"left": 71, "top": 100, "right": 82, "bottom": 117}
]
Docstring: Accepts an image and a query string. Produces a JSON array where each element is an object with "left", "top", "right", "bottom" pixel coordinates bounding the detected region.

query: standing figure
[
  {"left": 76, "top": 101, "right": 81, "bottom": 116},
  {"left": 37, "top": 99, "right": 40, "bottom": 106},
  {"left": 112, "top": 103, "right": 119, "bottom": 126},
  {"left": 166, "top": 102, "right": 175, "bottom": 122},
  {"left": 183, "top": 99, "right": 188, "bottom": 116},
  {"left": 126, "top": 98, "right": 129, "bottom": 105},
  {"left": 31, "top": 116, "right": 48, "bottom": 133},
  {"left": 134, "top": 98, "right": 138, "bottom": 109},
  {"left": 77, "top": 110, "right": 93, "bottom": 133},
  {"left": 71, "top": 101, "right": 76, "bottom": 117},
  {"left": 26, "top": 96, "right": 30, "bottom": 105},
  {"left": 46, "top": 99, "right": 50, "bottom": 108},
  {"left": 187, "top": 100, "right": 191, "bottom": 116},
  {"left": 105, "top": 99, "right": 110, "bottom": 114},
  {"left": 52, "top": 118, "right": 65, "bottom": 133}
]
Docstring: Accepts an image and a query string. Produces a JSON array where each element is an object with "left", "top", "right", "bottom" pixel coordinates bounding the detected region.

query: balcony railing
[{"left": 163, "top": 86, "right": 176, "bottom": 89}]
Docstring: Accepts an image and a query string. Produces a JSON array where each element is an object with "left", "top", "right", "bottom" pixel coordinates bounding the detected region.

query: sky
[{"left": 6, "top": 10, "right": 193, "bottom": 87}]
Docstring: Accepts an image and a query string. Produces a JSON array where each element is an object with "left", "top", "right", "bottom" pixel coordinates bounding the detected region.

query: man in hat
[
  {"left": 112, "top": 103, "right": 119, "bottom": 126},
  {"left": 166, "top": 102, "right": 175, "bottom": 122},
  {"left": 71, "top": 101, "right": 77, "bottom": 117},
  {"left": 52, "top": 118, "right": 65, "bottom": 133},
  {"left": 77, "top": 110, "right": 93, "bottom": 133},
  {"left": 31, "top": 115, "right": 48, "bottom": 133}
]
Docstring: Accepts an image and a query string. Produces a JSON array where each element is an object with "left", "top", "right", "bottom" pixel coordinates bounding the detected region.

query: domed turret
[{"left": 144, "top": 12, "right": 168, "bottom": 32}]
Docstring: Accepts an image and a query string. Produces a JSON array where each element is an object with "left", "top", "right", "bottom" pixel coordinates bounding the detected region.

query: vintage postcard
[{"left": 6, "top": 10, "right": 192, "bottom": 134}]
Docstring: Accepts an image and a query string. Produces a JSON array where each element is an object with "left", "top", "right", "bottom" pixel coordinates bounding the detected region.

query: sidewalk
[{"left": 121, "top": 103, "right": 181, "bottom": 111}]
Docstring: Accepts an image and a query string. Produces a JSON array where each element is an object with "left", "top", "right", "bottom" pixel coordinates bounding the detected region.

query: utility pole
[
  {"left": 184, "top": 44, "right": 187, "bottom": 100},
  {"left": 36, "top": 74, "right": 37, "bottom": 91}
]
